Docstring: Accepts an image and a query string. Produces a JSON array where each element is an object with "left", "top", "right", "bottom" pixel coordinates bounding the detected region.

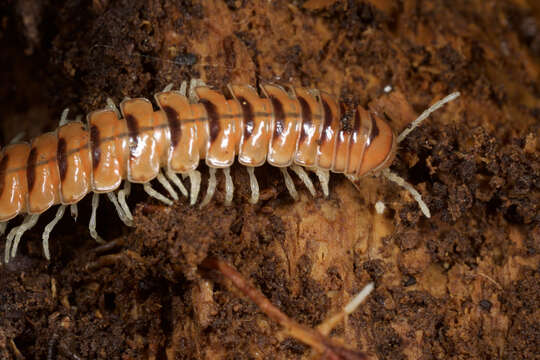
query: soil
[{"left": 1, "top": 0, "right": 539, "bottom": 359}]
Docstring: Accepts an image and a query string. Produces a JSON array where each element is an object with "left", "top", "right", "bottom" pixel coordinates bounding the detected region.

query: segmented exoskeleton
[{"left": 0, "top": 79, "right": 459, "bottom": 263}]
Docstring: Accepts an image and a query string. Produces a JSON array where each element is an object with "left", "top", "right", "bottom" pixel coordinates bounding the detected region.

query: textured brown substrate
[{"left": 0, "top": 0, "right": 539, "bottom": 358}]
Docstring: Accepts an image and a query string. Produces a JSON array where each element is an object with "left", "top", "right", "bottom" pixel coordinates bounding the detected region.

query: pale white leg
[
  {"left": 223, "top": 167, "right": 234, "bottom": 206},
  {"left": 42, "top": 205, "right": 66, "bottom": 260},
  {"left": 190, "top": 78, "right": 207, "bottom": 87},
  {"left": 6, "top": 214, "right": 40, "bottom": 262},
  {"left": 106, "top": 192, "right": 134, "bottom": 227},
  {"left": 314, "top": 168, "right": 330, "bottom": 198},
  {"left": 9, "top": 132, "right": 26, "bottom": 144},
  {"left": 117, "top": 181, "right": 133, "bottom": 221},
  {"left": 144, "top": 183, "right": 173, "bottom": 205},
  {"left": 162, "top": 83, "right": 174, "bottom": 92},
  {"left": 70, "top": 203, "right": 78, "bottom": 222},
  {"left": 290, "top": 164, "right": 316, "bottom": 196},
  {"left": 397, "top": 92, "right": 460, "bottom": 143},
  {"left": 89, "top": 193, "right": 105, "bottom": 244},
  {"left": 189, "top": 78, "right": 206, "bottom": 102},
  {"left": 280, "top": 167, "right": 298, "bottom": 200},
  {"left": 382, "top": 168, "right": 431, "bottom": 218},
  {"left": 246, "top": 167, "right": 259, "bottom": 204},
  {"left": 200, "top": 168, "right": 217, "bottom": 208},
  {"left": 166, "top": 170, "right": 188, "bottom": 198},
  {"left": 106, "top": 98, "right": 121, "bottom": 118},
  {"left": 58, "top": 108, "right": 69, "bottom": 126},
  {"left": 59, "top": 108, "right": 70, "bottom": 126},
  {"left": 187, "top": 170, "right": 201, "bottom": 206},
  {"left": 0, "top": 221, "right": 7, "bottom": 235},
  {"left": 156, "top": 172, "right": 179, "bottom": 201},
  {"left": 179, "top": 81, "right": 188, "bottom": 96}
]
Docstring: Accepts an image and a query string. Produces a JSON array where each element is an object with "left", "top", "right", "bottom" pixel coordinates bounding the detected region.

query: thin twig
[{"left": 201, "top": 257, "right": 370, "bottom": 360}]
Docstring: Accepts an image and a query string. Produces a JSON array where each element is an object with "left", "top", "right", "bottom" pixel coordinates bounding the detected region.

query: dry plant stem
[{"left": 201, "top": 257, "right": 368, "bottom": 360}]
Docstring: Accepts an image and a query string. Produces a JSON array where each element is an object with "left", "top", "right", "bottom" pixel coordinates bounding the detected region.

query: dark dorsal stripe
[
  {"left": 90, "top": 125, "right": 101, "bottom": 169},
  {"left": 298, "top": 96, "right": 312, "bottom": 143},
  {"left": 270, "top": 95, "right": 285, "bottom": 140},
  {"left": 199, "top": 99, "right": 220, "bottom": 143},
  {"left": 321, "top": 98, "right": 333, "bottom": 144},
  {"left": 0, "top": 154, "right": 9, "bottom": 198},
  {"left": 237, "top": 96, "right": 255, "bottom": 140},
  {"left": 162, "top": 105, "right": 181, "bottom": 147},
  {"left": 339, "top": 102, "right": 356, "bottom": 133},
  {"left": 27, "top": 147, "right": 37, "bottom": 192},
  {"left": 125, "top": 114, "right": 139, "bottom": 158},
  {"left": 339, "top": 102, "right": 347, "bottom": 125},
  {"left": 368, "top": 115, "right": 379, "bottom": 147},
  {"left": 57, "top": 138, "right": 68, "bottom": 181}
]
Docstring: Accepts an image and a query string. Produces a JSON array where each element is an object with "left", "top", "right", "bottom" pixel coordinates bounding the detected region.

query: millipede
[{"left": 0, "top": 78, "right": 459, "bottom": 263}]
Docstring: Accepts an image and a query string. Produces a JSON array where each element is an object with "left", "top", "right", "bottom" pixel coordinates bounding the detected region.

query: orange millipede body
[
  {"left": 2, "top": 81, "right": 467, "bottom": 264},
  {"left": 0, "top": 82, "right": 396, "bottom": 222}
]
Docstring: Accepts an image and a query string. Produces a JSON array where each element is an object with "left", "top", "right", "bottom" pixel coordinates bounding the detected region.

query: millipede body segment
[{"left": 0, "top": 79, "right": 459, "bottom": 263}]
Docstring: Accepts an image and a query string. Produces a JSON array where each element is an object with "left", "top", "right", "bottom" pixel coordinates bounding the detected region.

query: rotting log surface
[{"left": 0, "top": 0, "right": 539, "bottom": 359}]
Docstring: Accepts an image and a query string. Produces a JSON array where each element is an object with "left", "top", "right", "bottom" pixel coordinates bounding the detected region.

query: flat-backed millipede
[{"left": 0, "top": 79, "right": 459, "bottom": 263}]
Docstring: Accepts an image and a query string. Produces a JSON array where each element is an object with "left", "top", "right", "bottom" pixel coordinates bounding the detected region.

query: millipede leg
[
  {"left": 165, "top": 170, "right": 188, "bottom": 198},
  {"left": 313, "top": 168, "right": 330, "bottom": 198},
  {"left": 106, "top": 192, "right": 134, "bottom": 227},
  {"left": 180, "top": 81, "right": 188, "bottom": 96},
  {"left": 89, "top": 193, "right": 105, "bottom": 244},
  {"left": 70, "top": 203, "right": 78, "bottom": 222},
  {"left": 280, "top": 167, "right": 298, "bottom": 200},
  {"left": 192, "top": 78, "right": 207, "bottom": 87},
  {"left": 290, "top": 165, "right": 316, "bottom": 197},
  {"left": 162, "top": 83, "right": 174, "bottom": 92},
  {"left": 0, "top": 221, "right": 7, "bottom": 236},
  {"left": 117, "top": 181, "right": 133, "bottom": 221},
  {"left": 9, "top": 131, "right": 26, "bottom": 144},
  {"left": 246, "top": 167, "right": 259, "bottom": 204},
  {"left": 189, "top": 78, "right": 206, "bottom": 102},
  {"left": 106, "top": 97, "right": 121, "bottom": 117},
  {"left": 397, "top": 92, "right": 461, "bottom": 143},
  {"left": 59, "top": 108, "right": 70, "bottom": 126},
  {"left": 144, "top": 183, "right": 173, "bottom": 206},
  {"left": 42, "top": 205, "right": 66, "bottom": 261},
  {"left": 187, "top": 170, "right": 201, "bottom": 206},
  {"left": 5, "top": 214, "right": 40, "bottom": 262},
  {"left": 200, "top": 168, "right": 217, "bottom": 208},
  {"left": 157, "top": 172, "right": 179, "bottom": 201},
  {"left": 223, "top": 167, "right": 234, "bottom": 206},
  {"left": 382, "top": 169, "right": 431, "bottom": 218}
]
